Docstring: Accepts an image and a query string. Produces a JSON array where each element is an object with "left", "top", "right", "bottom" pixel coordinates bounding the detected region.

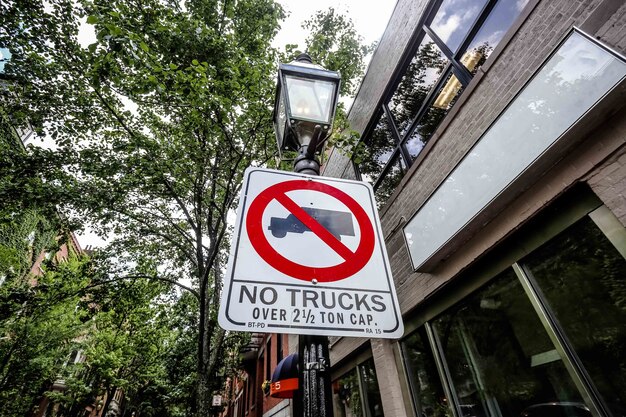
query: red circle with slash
[{"left": 246, "top": 180, "right": 375, "bottom": 282}]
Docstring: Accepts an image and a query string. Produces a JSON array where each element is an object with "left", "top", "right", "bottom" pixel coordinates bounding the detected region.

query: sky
[
  {"left": 75, "top": 0, "right": 398, "bottom": 249},
  {"left": 273, "top": 0, "right": 396, "bottom": 52}
]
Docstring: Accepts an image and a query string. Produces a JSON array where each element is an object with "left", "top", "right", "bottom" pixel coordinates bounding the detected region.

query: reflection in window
[
  {"left": 403, "top": 328, "right": 451, "bottom": 417},
  {"left": 333, "top": 368, "right": 363, "bottom": 417},
  {"left": 333, "top": 359, "right": 385, "bottom": 417},
  {"left": 466, "top": 0, "right": 530, "bottom": 72},
  {"left": 432, "top": 269, "right": 585, "bottom": 417},
  {"left": 431, "top": 0, "right": 487, "bottom": 52},
  {"left": 358, "top": 112, "right": 397, "bottom": 185},
  {"left": 359, "top": 359, "right": 385, "bottom": 417},
  {"left": 374, "top": 155, "right": 405, "bottom": 208},
  {"left": 522, "top": 216, "right": 626, "bottom": 417},
  {"left": 388, "top": 35, "right": 448, "bottom": 136}
]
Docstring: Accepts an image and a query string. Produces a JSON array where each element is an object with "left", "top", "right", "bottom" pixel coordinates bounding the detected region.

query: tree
[
  {"left": 0, "top": 253, "right": 91, "bottom": 417},
  {"left": 1, "top": 1, "right": 370, "bottom": 415}
]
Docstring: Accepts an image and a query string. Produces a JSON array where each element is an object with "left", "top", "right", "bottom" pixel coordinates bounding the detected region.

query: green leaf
[
  {"left": 87, "top": 15, "right": 98, "bottom": 24},
  {"left": 139, "top": 42, "right": 149, "bottom": 52},
  {"left": 192, "top": 59, "right": 199, "bottom": 66}
]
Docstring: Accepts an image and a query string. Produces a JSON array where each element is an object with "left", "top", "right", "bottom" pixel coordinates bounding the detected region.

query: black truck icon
[{"left": 268, "top": 207, "right": 355, "bottom": 241}]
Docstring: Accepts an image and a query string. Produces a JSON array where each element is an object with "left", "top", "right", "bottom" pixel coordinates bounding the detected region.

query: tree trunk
[{"left": 196, "top": 277, "right": 213, "bottom": 417}]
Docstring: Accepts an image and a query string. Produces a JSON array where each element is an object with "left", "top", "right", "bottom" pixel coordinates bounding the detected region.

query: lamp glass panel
[
  {"left": 284, "top": 75, "right": 336, "bottom": 123},
  {"left": 276, "top": 90, "right": 287, "bottom": 146}
]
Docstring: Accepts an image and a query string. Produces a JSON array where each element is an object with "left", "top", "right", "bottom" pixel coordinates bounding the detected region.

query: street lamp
[
  {"left": 272, "top": 53, "right": 340, "bottom": 417},
  {"left": 273, "top": 53, "right": 341, "bottom": 174}
]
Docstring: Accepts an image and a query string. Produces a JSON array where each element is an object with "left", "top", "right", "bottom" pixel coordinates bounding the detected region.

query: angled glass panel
[
  {"left": 403, "top": 327, "right": 451, "bottom": 417},
  {"left": 284, "top": 75, "right": 336, "bottom": 123},
  {"left": 404, "top": 71, "right": 466, "bottom": 160},
  {"left": 522, "top": 216, "right": 626, "bottom": 417},
  {"left": 431, "top": 0, "right": 487, "bottom": 53},
  {"left": 388, "top": 34, "right": 449, "bottom": 136},
  {"left": 464, "top": 0, "right": 530, "bottom": 73},
  {"left": 432, "top": 269, "right": 586, "bottom": 417},
  {"left": 358, "top": 112, "right": 396, "bottom": 186},
  {"left": 404, "top": 30, "right": 626, "bottom": 270}
]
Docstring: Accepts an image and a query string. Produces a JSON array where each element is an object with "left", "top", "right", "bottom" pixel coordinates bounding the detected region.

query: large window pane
[
  {"left": 431, "top": 0, "right": 487, "bottom": 53},
  {"left": 464, "top": 0, "right": 529, "bottom": 73},
  {"left": 388, "top": 35, "right": 448, "bottom": 136},
  {"left": 522, "top": 215, "right": 626, "bottom": 417},
  {"left": 403, "top": 328, "right": 451, "bottom": 417},
  {"left": 432, "top": 269, "right": 585, "bottom": 417}
]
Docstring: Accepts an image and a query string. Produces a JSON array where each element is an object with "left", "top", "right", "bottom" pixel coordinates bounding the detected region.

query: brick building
[
  {"left": 318, "top": 0, "right": 626, "bottom": 417},
  {"left": 221, "top": 333, "right": 292, "bottom": 417}
]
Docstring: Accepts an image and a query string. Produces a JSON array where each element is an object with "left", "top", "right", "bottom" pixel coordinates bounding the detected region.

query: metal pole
[{"left": 291, "top": 132, "right": 334, "bottom": 417}]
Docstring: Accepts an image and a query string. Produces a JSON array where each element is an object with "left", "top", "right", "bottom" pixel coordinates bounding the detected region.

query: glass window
[
  {"left": 432, "top": 269, "right": 586, "bottom": 417},
  {"left": 266, "top": 340, "right": 271, "bottom": 382},
  {"left": 464, "top": 0, "right": 529, "bottom": 72},
  {"left": 403, "top": 327, "right": 451, "bottom": 417},
  {"left": 334, "top": 368, "right": 364, "bottom": 417},
  {"left": 333, "top": 359, "right": 385, "bottom": 417},
  {"left": 522, "top": 216, "right": 626, "bottom": 417},
  {"left": 358, "top": 113, "right": 397, "bottom": 185},
  {"left": 359, "top": 359, "right": 385, "bottom": 417},
  {"left": 374, "top": 155, "right": 405, "bottom": 208},
  {"left": 359, "top": 0, "right": 532, "bottom": 197},
  {"left": 403, "top": 71, "right": 466, "bottom": 161},
  {"left": 431, "top": 0, "right": 487, "bottom": 53},
  {"left": 388, "top": 35, "right": 448, "bottom": 136}
]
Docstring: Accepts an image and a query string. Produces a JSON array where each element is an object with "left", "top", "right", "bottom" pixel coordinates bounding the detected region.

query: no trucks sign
[{"left": 218, "top": 167, "right": 403, "bottom": 338}]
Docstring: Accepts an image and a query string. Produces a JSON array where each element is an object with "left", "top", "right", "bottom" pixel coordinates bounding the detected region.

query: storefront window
[
  {"left": 334, "top": 368, "right": 363, "bottom": 417},
  {"left": 432, "top": 269, "right": 585, "bottom": 417},
  {"left": 403, "top": 327, "right": 451, "bottom": 417},
  {"left": 521, "top": 215, "right": 626, "bottom": 417},
  {"left": 333, "top": 358, "right": 385, "bottom": 417}
]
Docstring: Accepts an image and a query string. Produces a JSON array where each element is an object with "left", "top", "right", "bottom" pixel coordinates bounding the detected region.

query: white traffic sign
[{"left": 218, "top": 167, "right": 403, "bottom": 338}]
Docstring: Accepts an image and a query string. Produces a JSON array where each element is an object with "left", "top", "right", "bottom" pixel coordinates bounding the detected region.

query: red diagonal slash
[{"left": 273, "top": 193, "right": 354, "bottom": 261}]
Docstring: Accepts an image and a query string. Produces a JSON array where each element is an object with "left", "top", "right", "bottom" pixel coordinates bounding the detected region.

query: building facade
[
  {"left": 221, "top": 333, "right": 292, "bottom": 417},
  {"left": 322, "top": 1, "right": 626, "bottom": 417}
]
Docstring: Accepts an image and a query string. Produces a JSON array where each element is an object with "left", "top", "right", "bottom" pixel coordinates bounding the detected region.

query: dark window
[
  {"left": 358, "top": 0, "right": 527, "bottom": 202},
  {"left": 403, "top": 328, "right": 450, "bottom": 416},
  {"left": 277, "top": 334, "right": 283, "bottom": 363},
  {"left": 266, "top": 340, "right": 272, "bottom": 383},
  {"left": 522, "top": 216, "right": 626, "bottom": 417},
  {"left": 332, "top": 358, "right": 385, "bottom": 417}
]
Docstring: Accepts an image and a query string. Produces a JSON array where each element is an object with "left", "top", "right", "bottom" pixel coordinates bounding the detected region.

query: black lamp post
[
  {"left": 272, "top": 53, "right": 340, "bottom": 417},
  {"left": 273, "top": 53, "right": 341, "bottom": 175}
]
